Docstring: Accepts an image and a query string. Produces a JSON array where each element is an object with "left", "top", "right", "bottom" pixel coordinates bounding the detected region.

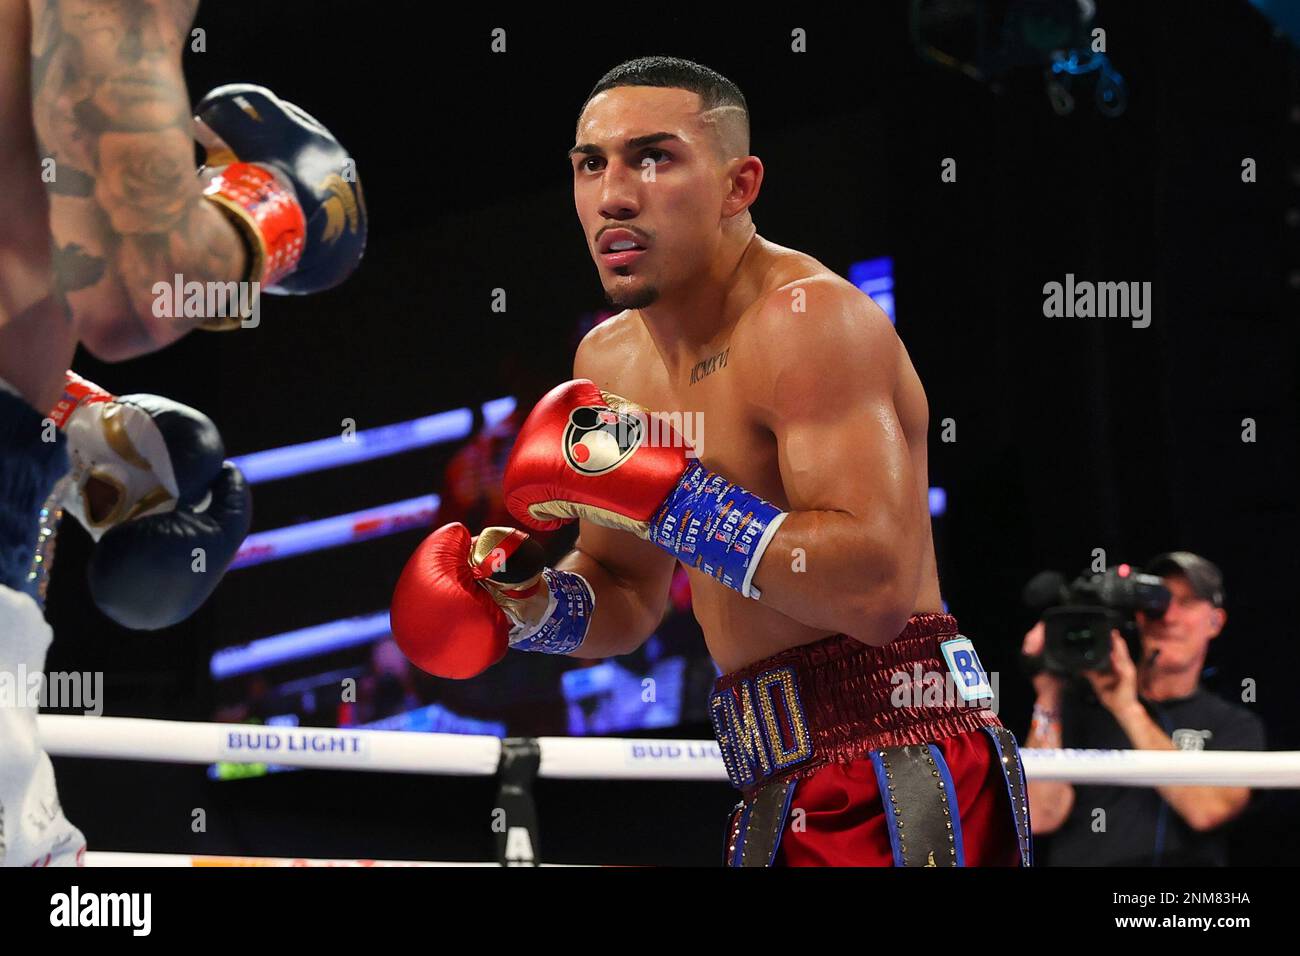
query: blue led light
[
  {"left": 848, "top": 256, "right": 897, "bottom": 323},
  {"left": 230, "top": 397, "right": 515, "bottom": 484}
]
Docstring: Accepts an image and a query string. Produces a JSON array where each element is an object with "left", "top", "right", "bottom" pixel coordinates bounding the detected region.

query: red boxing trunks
[{"left": 710, "top": 612, "right": 1031, "bottom": 867}]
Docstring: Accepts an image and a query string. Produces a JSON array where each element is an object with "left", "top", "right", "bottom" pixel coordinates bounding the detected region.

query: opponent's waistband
[
  {"left": 0, "top": 387, "right": 68, "bottom": 597},
  {"left": 709, "top": 612, "right": 1001, "bottom": 794}
]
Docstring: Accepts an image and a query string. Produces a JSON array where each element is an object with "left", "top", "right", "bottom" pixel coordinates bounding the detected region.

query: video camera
[{"left": 1022, "top": 564, "right": 1171, "bottom": 676}]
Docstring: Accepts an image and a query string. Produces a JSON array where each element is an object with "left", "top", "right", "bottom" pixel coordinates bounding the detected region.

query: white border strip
[
  {"left": 84, "top": 851, "right": 452, "bottom": 867},
  {"left": 84, "top": 852, "right": 586, "bottom": 867}
]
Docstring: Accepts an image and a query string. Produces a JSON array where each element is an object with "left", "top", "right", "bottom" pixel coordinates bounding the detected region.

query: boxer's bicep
[
  {"left": 775, "top": 393, "right": 919, "bottom": 529},
  {"left": 759, "top": 283, "right": 926, "bottom": 575}
]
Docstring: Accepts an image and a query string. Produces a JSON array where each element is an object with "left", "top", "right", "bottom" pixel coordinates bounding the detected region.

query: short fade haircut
[{"left": 579, "top": 55, "right": 750, "bottom": 158}]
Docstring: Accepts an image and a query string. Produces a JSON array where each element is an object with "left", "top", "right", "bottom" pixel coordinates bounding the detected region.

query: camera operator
[{"left": 1024, "top": 552, "right": 1265, "bottom": 866}]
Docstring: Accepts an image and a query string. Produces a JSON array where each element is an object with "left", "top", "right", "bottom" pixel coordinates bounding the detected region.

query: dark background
[{"left": 43, "top": 1, "right": 1299, "bottom": 865}]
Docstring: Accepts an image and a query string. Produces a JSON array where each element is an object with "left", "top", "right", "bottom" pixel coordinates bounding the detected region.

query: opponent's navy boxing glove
[
  {"left": 195, "top": 83, "right": 367, "bottom": 327},
  {"left": 53, "top": 373, "right": 252, "bottom": 630}
]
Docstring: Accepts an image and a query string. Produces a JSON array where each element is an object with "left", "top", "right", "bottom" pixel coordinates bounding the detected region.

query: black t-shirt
[{"left": 1043, "top": 685, "right": 1266, "bottom": 866}]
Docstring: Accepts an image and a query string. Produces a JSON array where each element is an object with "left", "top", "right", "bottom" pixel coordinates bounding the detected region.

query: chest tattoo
[{"left": 688, "top": 346, "right": 730, "bottom": 385}]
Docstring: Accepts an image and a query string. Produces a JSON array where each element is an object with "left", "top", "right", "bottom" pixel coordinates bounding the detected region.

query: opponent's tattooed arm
[{"left": 29, "top": 0, "right": 245, "bottom": 359}]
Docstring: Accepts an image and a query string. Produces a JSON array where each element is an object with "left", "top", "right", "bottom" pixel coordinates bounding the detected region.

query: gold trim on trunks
[{"left": 710, "top": 665, "right": 812, "bottom": 789}]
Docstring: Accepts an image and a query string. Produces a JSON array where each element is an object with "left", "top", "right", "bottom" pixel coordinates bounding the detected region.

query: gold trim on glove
[
  {"left": 198, "top": 191, "right": 267, "bottom": 331},
  {"left": 526, "top": 499, "right": 652, "bottom": 539}
]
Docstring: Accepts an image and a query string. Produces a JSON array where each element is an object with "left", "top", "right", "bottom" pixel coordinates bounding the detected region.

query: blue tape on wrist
[
  {"left": 510, "top": 568, "right": 594, "bottom": 655},
  {"left": 649, "top": 462, "right": 785, "bottom": 597}
]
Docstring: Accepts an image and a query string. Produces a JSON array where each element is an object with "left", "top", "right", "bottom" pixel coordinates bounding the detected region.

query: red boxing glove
[
  {"left": 503, "top": 379, "right": 690, "bottom": 537},
  {"left": 391, "top": 523, "right": 573, "bottom": 679},
  {"left": 392, "top": 524, "right": 525, "bottom": 678},
  {"left": 504, "top": 379, "right": 790, "bottom": 599}
]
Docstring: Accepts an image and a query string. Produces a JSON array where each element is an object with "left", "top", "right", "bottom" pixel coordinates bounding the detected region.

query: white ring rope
[
  {"left": 37, "top": 715, "right": 1300, "bottom": 787},
  {"left": 37, "top": 715, "right": 500, "bottom": 777},
  {"left": 1020, "top": 747, "right": 1300, "bottom": 788}
]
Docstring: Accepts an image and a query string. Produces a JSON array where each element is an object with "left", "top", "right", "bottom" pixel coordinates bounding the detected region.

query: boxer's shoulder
[
  {"left": 757, "top": 268, "right": 876, "bottom": 321},
  {"left": 741, "top": 241, "right": 882, "bottom": 331},
  {"left": 573, "top": 308, "right": 652, "bottom": 393},
  {"left": 743, "top": 269, "right": 896, "bottom": 366}
]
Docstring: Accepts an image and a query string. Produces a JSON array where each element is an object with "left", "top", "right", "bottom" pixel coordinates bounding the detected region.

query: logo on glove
[
  {"left": 320, "top": 174, "right": 365, "bottom": 244},
  {"left": 563, "top": 404, "right": 644, "bottom": 476}
]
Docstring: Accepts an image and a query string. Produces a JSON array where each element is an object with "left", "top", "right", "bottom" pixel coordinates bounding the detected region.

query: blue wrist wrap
[
  {"left": 648, "top": 462, "right": 787, "bottom": 599},
  {"left": 510, "top": 568, "right": 595, "bottom": 655}
]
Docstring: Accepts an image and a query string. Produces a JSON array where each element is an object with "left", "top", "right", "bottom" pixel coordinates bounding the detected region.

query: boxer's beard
[{"left": 605, "top": 279, "right": 659, "bottom": 310}]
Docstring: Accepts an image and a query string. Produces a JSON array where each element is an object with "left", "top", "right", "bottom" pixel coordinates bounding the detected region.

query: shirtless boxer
[
  {"left": 391, "top": 56, "right": 1028, "bottom": 866},
  {"left": 0, "top": 0, "right": 364, "bottom": 865}
]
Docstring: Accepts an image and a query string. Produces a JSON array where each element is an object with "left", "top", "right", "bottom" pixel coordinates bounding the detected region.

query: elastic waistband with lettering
[{"left": 709, "top": 612, "right": 1002, "bottom": 794}]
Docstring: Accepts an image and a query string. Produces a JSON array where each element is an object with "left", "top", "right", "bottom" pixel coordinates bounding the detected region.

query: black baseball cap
[{"left": 1146, "top": 551, "right": 1225, "bottom": 608}]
